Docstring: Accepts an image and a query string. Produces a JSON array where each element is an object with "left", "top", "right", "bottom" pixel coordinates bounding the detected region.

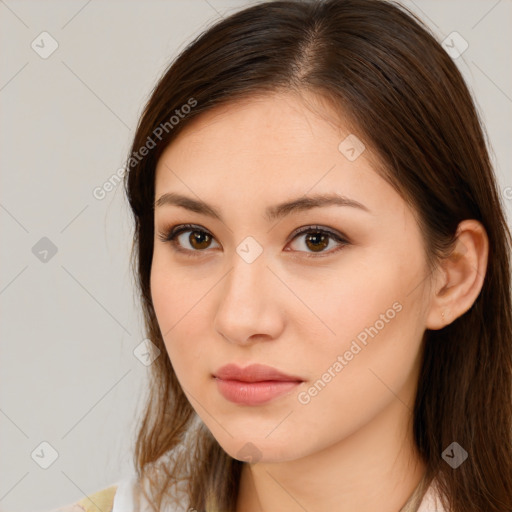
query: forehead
[
  {"left": 156, "top": 92, "right": 370, "bottom": 179},
  {"left": 153, "top": 91, "right": 405, "bottom": 224},
  {"left": 163, "top": 92, "right": 353, "bottom": 149}
]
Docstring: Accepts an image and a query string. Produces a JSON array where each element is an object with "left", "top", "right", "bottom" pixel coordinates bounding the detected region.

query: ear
[{"left": 425, "top": 219, "right": 489, "bottom": 330}]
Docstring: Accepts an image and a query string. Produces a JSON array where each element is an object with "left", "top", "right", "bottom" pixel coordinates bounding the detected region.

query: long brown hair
[{"left": 123, "top": 1, "right": 512, "bottom": 510}]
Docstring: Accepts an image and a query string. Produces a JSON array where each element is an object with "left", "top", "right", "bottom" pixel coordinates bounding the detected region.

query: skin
[{"left": 150, "top": 91, "right": 489, "bottom": 512}]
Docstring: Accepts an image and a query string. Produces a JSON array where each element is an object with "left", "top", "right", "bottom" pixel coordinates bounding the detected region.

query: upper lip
[{"left": 213, "top": 363, "right": 304, "bottom": 382}]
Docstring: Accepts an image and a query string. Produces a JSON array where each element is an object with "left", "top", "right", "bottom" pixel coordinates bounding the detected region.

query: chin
[{"left": 213, "top": 435, "right": 305, "bottom": 465}]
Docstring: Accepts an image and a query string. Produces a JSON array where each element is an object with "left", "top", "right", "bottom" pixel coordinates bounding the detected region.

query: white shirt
[
  {"left": 416, "top": 481, "right": 447, "bottom": 511},
  {"left": 112, "top": 475, "right": 138, "bottom": 512},
  {"left": 111, "top": 474, "right": 447, "bottom": 512}
]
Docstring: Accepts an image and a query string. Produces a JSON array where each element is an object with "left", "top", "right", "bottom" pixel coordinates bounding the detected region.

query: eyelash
[{"left": 157, "top": 223, "right": 350, "bottom": 259}]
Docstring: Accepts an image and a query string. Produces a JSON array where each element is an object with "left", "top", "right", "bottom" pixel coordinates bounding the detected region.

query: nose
[{"left": 213, "top": 253, "right": 284, "bottom": 346}]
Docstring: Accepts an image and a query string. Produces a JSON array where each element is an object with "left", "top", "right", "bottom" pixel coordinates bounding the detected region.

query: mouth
[{"left": 213, "top": 363, "right": 304, "bottom": 405}]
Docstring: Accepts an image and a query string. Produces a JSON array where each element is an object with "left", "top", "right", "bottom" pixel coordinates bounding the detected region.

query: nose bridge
[
  {"left": 224, "top": 242, "right": 268, "bottom": 304},
  {"left": 214, "top": 242, "right": 279, "bottom": 343},
  {"left": 220, "top": 228, "right": 267, "bottom": 289}
]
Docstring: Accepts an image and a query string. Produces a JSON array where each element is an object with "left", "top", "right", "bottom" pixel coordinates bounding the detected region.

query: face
[{"left": 150, "top": 91, "right": 432, "bottom": 463}]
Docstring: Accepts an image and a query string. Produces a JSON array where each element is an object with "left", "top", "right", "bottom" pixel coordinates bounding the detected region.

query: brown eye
[
  {"left": 187, "top": 230, "right": 213, "bottom": 250},
  {"left": 304, "top": 232, "right": 330, "bottom": 252},
  {"left": 157, "top": 224, "right": 221, "bottom": 257},
  {"left": 287, "top": 226, "right": 348, "bottom": 256}
]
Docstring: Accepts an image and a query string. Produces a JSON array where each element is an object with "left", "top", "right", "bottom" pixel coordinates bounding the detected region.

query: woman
[{"left": 53, "top": 0, "right": 512, "bottom": 510}]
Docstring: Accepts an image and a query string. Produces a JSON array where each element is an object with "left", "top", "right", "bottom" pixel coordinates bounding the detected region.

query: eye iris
[
  {"left": 305, "top": 232, "right": 329, "bottom": 252},
  {"left": 189, "top": 230, "right": 211, "bottom": 250}
]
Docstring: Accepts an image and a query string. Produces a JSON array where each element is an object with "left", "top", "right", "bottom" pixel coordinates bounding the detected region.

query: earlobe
[{"left": 425, "top": 219, "right": 489, "bottom": 331}]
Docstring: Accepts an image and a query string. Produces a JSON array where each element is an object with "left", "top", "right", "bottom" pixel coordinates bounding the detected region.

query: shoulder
[{"left": 49, "top": 484, "right": 118, "bottom": 512}]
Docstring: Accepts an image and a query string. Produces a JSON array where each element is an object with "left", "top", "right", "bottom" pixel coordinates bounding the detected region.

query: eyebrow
[{"left": 154, "top": 192, "right": 371, "bottom": 222}]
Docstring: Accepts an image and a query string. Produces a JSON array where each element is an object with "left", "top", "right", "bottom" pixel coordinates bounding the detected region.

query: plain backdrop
[{"left": 0, "top": 0, "right": 511, "bottom": 510}]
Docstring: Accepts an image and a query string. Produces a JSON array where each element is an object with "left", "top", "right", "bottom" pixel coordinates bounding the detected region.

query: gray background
[{"left": 0, "top": 0, "right": 510, "bottom": 510}]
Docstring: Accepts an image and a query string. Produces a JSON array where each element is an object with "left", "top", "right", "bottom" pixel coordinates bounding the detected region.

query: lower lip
[{"left": 214, "top": 378, "right": 302, "bottom": 405}]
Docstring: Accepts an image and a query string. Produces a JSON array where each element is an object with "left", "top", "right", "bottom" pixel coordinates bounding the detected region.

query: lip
[
  {"left": 213, "top": 363, "right": 304, "bottom": 405},
  {"left": 214, "top": 363, "right": 303, "bottom": 382}
]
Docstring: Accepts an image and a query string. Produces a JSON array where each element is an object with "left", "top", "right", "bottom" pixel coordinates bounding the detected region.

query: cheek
[
  {"left": 150, "top": 257, "right": 212, "bottom": 376},
  {"left": 291, "top": 246, "right": 426, "bottom": 402},
  {"left": 287, "top": 296, "right": 424, "bottom": 454},
  {"left": 287, "top": 247, "right": 413, "bottom": 354}
]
